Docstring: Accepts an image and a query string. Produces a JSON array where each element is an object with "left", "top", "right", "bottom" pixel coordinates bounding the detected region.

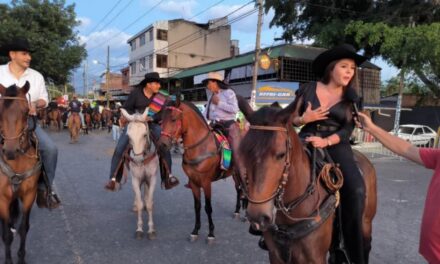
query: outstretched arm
[{"left": 357, "top": 112, "right": 423, "bottom": 165}]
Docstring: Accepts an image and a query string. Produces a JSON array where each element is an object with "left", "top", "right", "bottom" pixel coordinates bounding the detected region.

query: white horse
[{"left": 121, "top": 108, "right": 159, "bottom": 240}]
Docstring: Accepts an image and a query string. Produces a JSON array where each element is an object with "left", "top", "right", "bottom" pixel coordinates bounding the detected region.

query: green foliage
[{"left": 0, "top": 0, "right": 86, "bottom": 85}]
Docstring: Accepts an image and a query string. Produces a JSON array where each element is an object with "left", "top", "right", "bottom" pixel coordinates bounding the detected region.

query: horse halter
[
  {"left": 242, "top": 124, "right": 292, "bottom": 205},
  {"left": 160, "top": 106, "right": 183, "bottom": 143}
]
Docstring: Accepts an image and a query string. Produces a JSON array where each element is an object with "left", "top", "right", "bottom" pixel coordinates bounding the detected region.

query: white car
[{"left": 392, "top": 124, "right": 438, "bottom": 147}]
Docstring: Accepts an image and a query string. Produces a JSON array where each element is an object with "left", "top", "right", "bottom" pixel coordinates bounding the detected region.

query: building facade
[{"left": 127, "top": 18, "right": 233, "bottom": 86}]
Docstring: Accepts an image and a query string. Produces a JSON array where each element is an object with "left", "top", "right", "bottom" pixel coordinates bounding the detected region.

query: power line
[
  {"left": 87, "top": 0, "right": 166, "bottom": 52},
  {"left": 84, "top": 0, "right": 123, "bottom": 35},
  {"left": 93, "top": 0, "right": 136, "bottom": 34},
  {"left": 188, "top": 0, "right": 225, "bottom": 20}
]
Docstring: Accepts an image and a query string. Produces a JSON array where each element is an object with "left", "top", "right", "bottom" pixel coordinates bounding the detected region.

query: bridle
[{"left": 160, "top": 106, "right": 183, "bottom": 145}]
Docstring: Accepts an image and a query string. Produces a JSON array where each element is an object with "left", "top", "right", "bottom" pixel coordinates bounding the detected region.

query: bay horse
[
  {"left": 237, "top": 101, "right": 377, "bottom": 264},
  {"left": 0, "top": 82, "right": 42, "bottom": 264},
  {"left": 47, "top": 108, "right": 61, "bottom": 131},
  {"left": 36, "top": 107, "right": 47, "bottom": 128},
  {"left": 83, "top": 112, "right": 92, "bottom": 134},
  {"left": 101, "top": 108, "right": 113, "bottom": 133},
  {"left": 120, "top": 108, "right": 159, "bottom": 240},
  {"left": 158, "top": 100, "right": 245, "bottom": 244},
  {"left": 67, "top": 112, "right": 81, "bottom": 143},
  {"left": 92, "top": 111, "right": 102, "bottom": 130}
]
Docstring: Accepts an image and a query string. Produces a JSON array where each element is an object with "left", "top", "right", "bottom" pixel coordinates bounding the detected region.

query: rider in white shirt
[{"left": 0, "top": 37, "right": 60, "bottom": 209}]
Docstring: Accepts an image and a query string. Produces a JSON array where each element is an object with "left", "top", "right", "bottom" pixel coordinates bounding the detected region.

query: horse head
[
  {"left": 121, "top": 108, "right": 151, "bottom": 157},
  {"left": 238, "top": 97, "right": 305, "bottom": 232},
  {"left": 0, "top": 82, "right": 31, "bottom": 160},
  {"left": 158, "top": 100, "right": 183, "bottom": 150}
]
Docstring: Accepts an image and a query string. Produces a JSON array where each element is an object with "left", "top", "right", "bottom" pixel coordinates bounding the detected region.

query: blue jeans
[
  {"left": 112, "top": 125, "right": 121, "bottom": 141},
  {"left": 109, "top": 123, "right": 172, "bottom": 179},
  {"left": 34, "top": 124, "right": 58, "bottom": 190}
]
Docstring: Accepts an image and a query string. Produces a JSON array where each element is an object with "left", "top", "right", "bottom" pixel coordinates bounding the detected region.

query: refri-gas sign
[{"left": 256, "top": 82, "right": 299, "bottom": 104}]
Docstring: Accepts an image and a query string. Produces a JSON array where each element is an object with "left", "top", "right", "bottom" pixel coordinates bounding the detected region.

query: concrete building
[{"left": 127, "top": 17, "right": 233, "bottom": 86}]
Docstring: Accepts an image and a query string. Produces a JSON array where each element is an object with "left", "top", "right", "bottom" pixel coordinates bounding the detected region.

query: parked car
[{"left": 391, "top": 124, "right": 438, "bottom": 147}]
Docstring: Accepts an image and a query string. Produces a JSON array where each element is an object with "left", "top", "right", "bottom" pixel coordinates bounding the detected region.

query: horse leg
[
  {"left": 202, "top": 183, "right": 215, "bottom": 244},
  {"left": 131, "top": 175, "right": 144, "bottom": 240},
  {"left": 144, "top": 171, "right": 157, "bottom": 240},
  {"left": 189, "top": 186, "right": 202, "bottom": 242},
  {"left": 17, "top": 211, "right": 31, "bottom": 264},
  {"left": 1, "top": 218, "right": 14, "bottom": 264},
  {"left": 232, "top": 172, "right": 243, "bottom": 220}
]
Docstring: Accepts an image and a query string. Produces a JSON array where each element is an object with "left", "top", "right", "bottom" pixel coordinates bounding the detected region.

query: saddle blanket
[{"left": 214, "top": 132, "right": 232, "bottom": 170}]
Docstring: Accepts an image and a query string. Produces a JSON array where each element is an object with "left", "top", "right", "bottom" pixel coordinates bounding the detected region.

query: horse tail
[{"left": 9, "top": 198, "right": 20, "bottom": 225}]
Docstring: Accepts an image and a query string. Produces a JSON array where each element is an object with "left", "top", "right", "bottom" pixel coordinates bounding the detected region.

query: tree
[
  {"left": 0, "top": 0, "right": 86, "bottom": 85},
  {"left": 264, "top": 0, "right": 440, "bottom": 96}
]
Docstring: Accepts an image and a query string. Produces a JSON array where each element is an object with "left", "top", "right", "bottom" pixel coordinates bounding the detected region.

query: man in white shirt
[{"left": 0, "top": 37, "right": 60, "bottom": 209}]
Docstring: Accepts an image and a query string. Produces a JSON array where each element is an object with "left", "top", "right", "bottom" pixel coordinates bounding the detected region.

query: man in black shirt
[{"left": 105, "top": 72, "right": 179, "bottom": 190}]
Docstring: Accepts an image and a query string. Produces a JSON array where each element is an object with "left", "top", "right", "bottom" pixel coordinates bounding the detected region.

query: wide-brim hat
[
  {"left": 312, "top": 44, "right": 368, "bottom": 78},
  {"left": 137, "top": 72, "right": 162, "bottom": 87},
  {"left": 0, "top": 37, "right": 34, "bottom": 57},
  {"left": 202, "top": 72, "right": 226, "bottom": 86}
]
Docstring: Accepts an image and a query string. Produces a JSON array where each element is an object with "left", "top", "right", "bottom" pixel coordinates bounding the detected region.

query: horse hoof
[
  {"left": 232, "top": 213, "right": 240, "bottom": 220},
  {"left": 135, "top": 231, "right": 144, "bottom": 240},
  {"left": 147, "top": 231, "right": 157, "bottom": 240},
  {"left": 206, "top": 236, "right": 215, "bottom": 245},
  {"left": 189, "top": 234, "right": 198, "bottom": 242}
]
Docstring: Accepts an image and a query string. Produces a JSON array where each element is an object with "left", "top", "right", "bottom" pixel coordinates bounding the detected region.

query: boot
[
  {"left": 258, "top": 237, "right": 268, "bottom": 251},
  {"left": 36, "top": 190, "right": 60, "bottom": 209},
  {"left": 163, "top": 174, "right": 179, "bottom": 190}
]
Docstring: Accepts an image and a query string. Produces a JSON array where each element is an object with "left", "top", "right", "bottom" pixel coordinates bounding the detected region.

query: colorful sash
[
  {"left": 214, "top": 132, "right": 232, "bottom": 170},
  {"left": 148, "top": 90, "right": 169, "bottom": 117}
]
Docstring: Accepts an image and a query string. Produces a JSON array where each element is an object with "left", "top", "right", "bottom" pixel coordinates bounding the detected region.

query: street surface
[{"left": 0, "top": 129, "right": 430, "bottom": 263}]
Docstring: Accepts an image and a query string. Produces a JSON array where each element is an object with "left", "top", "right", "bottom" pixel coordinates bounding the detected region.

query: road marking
[{"left": 391, "top": 198, "right": 408, "bottom": 203}]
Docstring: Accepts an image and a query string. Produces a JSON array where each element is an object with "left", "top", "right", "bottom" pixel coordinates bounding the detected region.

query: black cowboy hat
[
  {"left": 0, "top": 37, "right": 34, "bottom": 57},
  {"left": 137, "top": 72, "right": 162, "bottom": 87},
  {"left": 312, "top": 44, "right": 368, "bottom": 78}
]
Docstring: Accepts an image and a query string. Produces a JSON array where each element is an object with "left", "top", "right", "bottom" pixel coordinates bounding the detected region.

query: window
[
  {"left": 139, "top": 57, "right": 146, "bottom": 71},
  {"left": 140, "top": 34, "right": 146, "bottom": 46},
  {"left": 156, "top": 54, "right": 167, "bottom": 68},
  {"left": 157, "top": 29, "right": 168, "bottom": 41},
  {"left": 414, "top": 128, "right": 423, "bottom": 135},
  {"left": 131, "top": 40, "right": 136, "bottom": 51},
  {"left": 149, "top": 30, "right": 153, "bottom": 42},
  {"left": 148, "top": 54, "right": 153, "bottom": 69},
  {"left": 130, "top": 62, "right": 136, "bottom": 75}
]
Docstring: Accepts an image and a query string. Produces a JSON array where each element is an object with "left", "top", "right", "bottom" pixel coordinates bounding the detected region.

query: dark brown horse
[
  {"left": 0, "top": 82, "right": 42, "bottom": 264},
  {"left": 36, "top": 107, "right": 48, "bottom": 128},
  {"left": 92, "top": 111, "right": 102, "bottom": 130},
  {"left": 237, "top": 102, "right": 377, "bottom": 264},
  {"left": 101, "top": 108, "right": 113, "bottom": 132},
  {"left": 158, "top": 100, "right": 245, "bottom": 244},
  {"left": 47, "top": 108, "right": 61, "bottom": 131},
  {"left": 67, "top": 112, "right": 81, "bottom": 143}
]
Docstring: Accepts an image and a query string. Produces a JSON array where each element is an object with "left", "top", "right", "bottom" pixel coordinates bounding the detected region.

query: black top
[
  {"left": 48, "top": 101, "right": 58, "bottom": 109},
  {"left": 69, "top": 99, "right": 82, "bottom": 113},
  {"left": 112, "top": 111, "right": 120, "bottom": 126},
  {"left": 296, "top": 82, "right": 354, "bottom": 142},
  {"left": 122, "top": 87, "right": 153, "bottom": 114}
]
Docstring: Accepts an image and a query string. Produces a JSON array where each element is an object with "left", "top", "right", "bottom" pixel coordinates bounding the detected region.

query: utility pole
[
  {"left": 83, "top": 60, "right": 88, "bottom": 98},
  {"left": 250, "top": 0, "right": 263, "bottom": 109},
  {"left": 106, "top": 45, "right": 110, "bottom": 108}
]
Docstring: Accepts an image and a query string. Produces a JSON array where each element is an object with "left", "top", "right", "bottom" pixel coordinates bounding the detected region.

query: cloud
[
  {"left": 76, "top": 17, "right": 92, "bottom": 30},
  {"left": 140, "top": 0, "right": 197, "bottom": 18}
]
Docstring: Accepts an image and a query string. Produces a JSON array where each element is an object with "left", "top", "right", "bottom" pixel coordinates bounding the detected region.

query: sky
[{"left": 4, "top": 0, "right": 399, "bottom": 94}]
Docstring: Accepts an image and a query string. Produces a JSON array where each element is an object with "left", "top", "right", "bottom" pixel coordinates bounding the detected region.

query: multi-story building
[{"left": 127, "top": 17, "right": 233, "bottom": 86}]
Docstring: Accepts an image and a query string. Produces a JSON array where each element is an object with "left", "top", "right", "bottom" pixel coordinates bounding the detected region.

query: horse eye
[{"left": 275, "top": 152, "right": 286, "bottom": 160}]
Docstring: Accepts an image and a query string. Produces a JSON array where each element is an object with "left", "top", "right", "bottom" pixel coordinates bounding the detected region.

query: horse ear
[
  {"left": 141, "top": 107, "right": 149, "bottom": 121},
  {"left": 0, "top": 84, "right": 5, "bottom": 96},
  {"left": 22, "top": 81, "right": 30, "bottom": 95},
  {"left": 277, "top": 99, "right": 297, "bottom": 124},
  {"left": 236, "top": 95, "right": 253, "bottom": 120},
  {"left": 120, "top": 108, "right": 134, "bottom": 122}
]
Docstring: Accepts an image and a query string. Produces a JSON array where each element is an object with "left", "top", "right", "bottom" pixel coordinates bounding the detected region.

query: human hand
[
  {"left": 29, "top": 102, "right": 37, "bottom": 116},
  {"left": 356, "top": 112, "right": 374, "bottom": 132},
  {"left": 305, "top": 136, "right": 329, "bottom": 148},
  {"left": 302, "top": 102, "right": 329, "bottom": 124},
  {"left": 211, "top": 94, "right": 219, "bottom": 105}
]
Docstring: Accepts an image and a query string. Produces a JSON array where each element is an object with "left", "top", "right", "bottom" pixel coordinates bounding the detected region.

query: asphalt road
[{"left": 0, "top": 128, "right": 431, "bottom": 264}]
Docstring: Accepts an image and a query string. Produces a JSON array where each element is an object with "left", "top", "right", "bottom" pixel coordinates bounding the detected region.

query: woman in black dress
[{"left": 291, "top": 44, "right": 368, "bottom": 264}]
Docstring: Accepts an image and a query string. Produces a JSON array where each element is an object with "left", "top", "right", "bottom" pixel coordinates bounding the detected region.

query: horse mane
[
  {"left": 240, "top": 106, "right": 283, "bottom": 171},
  {"left": 165, "top": 100, "right": 210, "bottom": 130}
]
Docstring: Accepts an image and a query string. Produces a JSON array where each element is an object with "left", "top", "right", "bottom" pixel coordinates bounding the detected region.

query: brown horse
[
  {"left": 36, "top": 107, "right": 48, "bottom": 128},
  {"left": 92, "top": 111, "right": 102, "bottom": 130},
  {"left": 158, "top": 100, "right": 245, "bottom": 244},
  {"left": 0, "top": 82, "right": 42, "bottom": 264},
  {"left": 237, "top": 102, "right": 377, "bottom": 264},
  {"left": 101, "top": 108, "right": 113, "bottom": 132},
  {"left": 83, "top": 112, "right": 92, "bottom": 134},
  {"left": 47, "top": 108, "right": 61, "bottom": 131},
  {"left": 67, "top": 112, "right": 81, "bottom": 143}
]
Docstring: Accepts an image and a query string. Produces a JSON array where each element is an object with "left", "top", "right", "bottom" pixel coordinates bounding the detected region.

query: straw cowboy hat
[
  {"left": 202, "top": 71, "right": 229, "bottom": 89},
  {"left": 312, "top": 44, "right": 368, "bottom": 78},
  {"left": 137, "top": 72, "right": 162, "bottom": 87},
  {"left": 0, "top": 37, "right": 34, "bottom": 57}
]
